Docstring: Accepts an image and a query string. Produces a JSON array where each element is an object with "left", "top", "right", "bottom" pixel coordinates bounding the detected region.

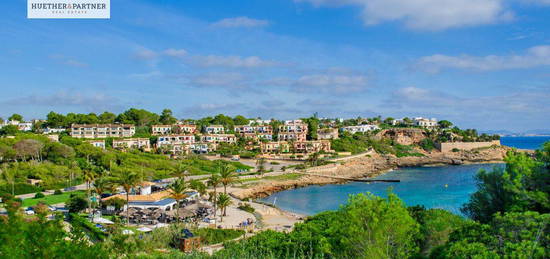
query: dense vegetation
[{"left": 0, "top": 133, "right": 250, "bottom": 196}]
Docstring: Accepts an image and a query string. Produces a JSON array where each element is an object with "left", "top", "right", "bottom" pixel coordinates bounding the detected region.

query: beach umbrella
[
  {"left": 122, "top": 229, "right": 134, "bottom": 235},
  {"left": 137, "top": 227, "right": 152, "bottom": 232}
]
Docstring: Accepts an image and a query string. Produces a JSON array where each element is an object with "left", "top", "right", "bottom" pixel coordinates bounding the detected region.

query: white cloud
[
  {"left": 49, "top": 54, "right": 89, "bottom": 68},
  {"left": 134, "top": 48, "right": 158, "bottom": 60},
  {"left": 296, "top": 0, "right": 512, "bottom": 30},
  {"left": 163, "top": 48, "right": 187, "bottom": 58},
  {"left": 294, "top": 74, "right": 369, "bottom": 93},
  {"left": 191, "top": 55, "right": 278, "bottom": 68},
  {"left": 189, "top": 72, "right": 246, "bottom": 88},
  {"left": 383, "top": 87, "right": 550, "bottom": 118},
  {"left": 212, "top": 16, "right": 270, "bottom": 28},
  {"left": 415, "top": 45, "right": 550, "bottom": 73}
]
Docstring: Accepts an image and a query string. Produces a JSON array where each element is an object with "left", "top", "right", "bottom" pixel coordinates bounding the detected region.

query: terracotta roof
[
  {"left": 102, "top": 190, "right": 170, "bottom": 202},
  {"left": 139, "top": 181, "right": 156, "bottom": 187}
]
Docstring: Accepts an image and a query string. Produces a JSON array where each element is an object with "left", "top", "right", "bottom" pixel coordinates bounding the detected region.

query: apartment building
[
  {"left": 292, "top": 140, "right": 332, "bottom": 153},
  {"left": 317, "top": 128, "right": 339, "bottom": 140},
  {"left": 205, "top": 125, "right": 225, "bottom": 134},
  {"left": 113, "top": 138, "right": 151, "bottom": 151},
  {"left": 260, "top": 141, "right": 290, "bottom": 153},
  {"left": 235, "top": 125, "right": 273, "bottom": 140},
  {"left": 176, "top": 124, "right": 197, "bottom": 134},
  {"left": 260, "top": 140, "right": 332, "bottom": 154},
  {"left": 151, "top": 125, "right": 173, "bottom": 135},
  {"left": 157, "top": 135, "right": 195, "bottom": 147},
  {"left": 278, "top": 121, "right": 308, "bottom": 142},
  {"left": 70, "top": 124, "right": 135, "bottom": 139},
  {"left": 341, "top": 124, "right": 379, "bottom": 134},
  {"left": 200, "top": 134, "right": 237, "bottom": 144}
]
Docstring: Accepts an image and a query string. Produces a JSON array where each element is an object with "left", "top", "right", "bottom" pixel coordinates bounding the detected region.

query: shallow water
[{"left": 260, "top": 163, "right": 504, "bottom": 216}]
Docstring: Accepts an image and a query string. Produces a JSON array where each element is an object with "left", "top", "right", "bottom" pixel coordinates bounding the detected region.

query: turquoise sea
[
  {"left": 260, "top": 137, "right": 549, "bottom": 216},
  {"left": 500, "top": 136, "right": 550, "bottom": 150}
]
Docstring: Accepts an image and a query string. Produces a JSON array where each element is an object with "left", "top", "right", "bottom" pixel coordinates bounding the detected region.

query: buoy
[{"left": 444, "top": 184, "right": 448, "bottom": 188}]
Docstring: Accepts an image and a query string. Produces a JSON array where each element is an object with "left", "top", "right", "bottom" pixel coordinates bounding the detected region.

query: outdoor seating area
[{"left": 118, "top": 201, "right": 215, "bottom": 225}]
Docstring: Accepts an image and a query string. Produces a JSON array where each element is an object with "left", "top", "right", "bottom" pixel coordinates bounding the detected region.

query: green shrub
[
  {"left": 34, "top": 192, "right": 45, "bottom": 199},
  {"left": 452, "top": 148, "right": 460, "bottom": 152},
  {"left": 53, "top": 189, "right": 63, "bottom": 195},
  {"left": 193, "top": 228, "right": 244, "bottom": 245},
  {"left": 238, "top": 203, "right": 255, "bottom": 213}
]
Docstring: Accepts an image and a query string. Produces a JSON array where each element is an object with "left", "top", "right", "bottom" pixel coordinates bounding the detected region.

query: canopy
[
  {"left": 91, "top": 217, "right": 114, "bottom": 225},
  {"left": 137, "top": 227, "right": 153, "bottom": 232}
]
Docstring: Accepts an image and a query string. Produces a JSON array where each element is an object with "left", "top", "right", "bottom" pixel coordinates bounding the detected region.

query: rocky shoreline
[{"left": 232, "top": 146, "right": 512, "bottom": 200}]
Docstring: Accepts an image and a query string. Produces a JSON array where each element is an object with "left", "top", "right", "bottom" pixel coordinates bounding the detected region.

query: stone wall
[{"left": 436, "top": 140, "right": 501, "bottom": 152}]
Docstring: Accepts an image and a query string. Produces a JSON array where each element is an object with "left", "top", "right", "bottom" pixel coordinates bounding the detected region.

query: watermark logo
[{"left": 28, "top": 0, "right": 110, "bottom": 19}]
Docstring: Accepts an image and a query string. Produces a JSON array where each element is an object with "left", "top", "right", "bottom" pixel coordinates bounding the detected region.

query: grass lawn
[
  {"left": 240, "top": 173, "right": 303, "bottom": 183},
  {"left": 22, "top": 190, "right": 85, "bottom": 207}
]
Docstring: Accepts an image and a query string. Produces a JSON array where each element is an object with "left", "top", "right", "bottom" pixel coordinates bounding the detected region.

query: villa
[
  {"left": 317, "top": 128, "right": 339, "bottom": 140},
  {"left": 341, "top": 124, "right": 379, "bottom": 134},
  {"left": 413, "top": 117, "right": 438, "bottom": 128},
  {"left": 70, "top": 124, "right": 136, "bottom": 139},
  {"left": 391, "top": 117, "right": 438, "bottom": 128},
  {"left": 86, "top": 140, "right": 106, "bottom": 149},
  {"left": 43, "top": 127, "right": 66, "bottom": 134},
  {"left": 112, "top": 138, "right": 151, "bottom": 151}
]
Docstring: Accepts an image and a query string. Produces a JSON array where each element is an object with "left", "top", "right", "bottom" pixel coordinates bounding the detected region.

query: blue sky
[{"left": 0, "top": 0, "right": 549, "bottom": 132}]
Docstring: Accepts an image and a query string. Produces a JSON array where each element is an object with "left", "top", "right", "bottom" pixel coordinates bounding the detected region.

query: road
[{"left": 16, "top": 157, "right": 304, "bottom": 202}]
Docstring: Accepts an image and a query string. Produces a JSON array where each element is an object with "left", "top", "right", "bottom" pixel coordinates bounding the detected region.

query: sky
[{"left": 0, "top": 0, "right": 549, "bottom": 132}]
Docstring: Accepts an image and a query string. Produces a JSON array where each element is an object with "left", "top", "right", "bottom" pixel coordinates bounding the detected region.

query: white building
[
  {"left": 205, "top": 125, "right": 225, "bottom": 134},
  {"left": 70, "top": 124, "right": 135, "bottom": 139},
  {"left": 43, "top": 128, "right": 66, "bottom": 134},
  {"left": 200, "top": 134, "right": 237, "bottom": 144},
  {"left": 113, "top": 138, "right": 151, "bottom": 151},
  {"left": 413, "top": 117, "right": 438, "bottom": 128},
  {"left": 341, "top": 124, "right": 380, "bottom": 134},
  {"left": 86, "top": 140, "right": 106, "bottom": 149},
  {"left": 151, "top": 125, "right": 173, "bottom": 135},
  {"left": 157, "top": 135, "right": 195, "bottom": 146}
]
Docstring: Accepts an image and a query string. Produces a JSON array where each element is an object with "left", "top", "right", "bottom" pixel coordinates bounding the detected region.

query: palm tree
[
  {"left": 256, "top": 158, "right": 267, "bottom": 176},
  {"left": 218, "top": 164, "right": 239, "bottom": 194},
  {"left": 82, "top": 167, "right": 96, "bottom": 215},
  {"left": 176, "top": 163, "right": 189, "bottom": 180},
  {"left": 190, "top": 179, "right": 207, "bottom": 200},
  {"left": 93, "top": 176, "right": 111, "bottom": 210},
  {"left": 168, "top": 177, "right": 188, "bottom": 222},
  {"left": 114, "top": 169, "right": 142, "bottom": 226},
  {"left": 207, "top": 173, "right": 221, "bottom": 224},
  {"left": 216, "top": 193, "right": 232, "bottom": 222},
  {"left": 1, "top": 165, "right": 15, "bottom": 196}
]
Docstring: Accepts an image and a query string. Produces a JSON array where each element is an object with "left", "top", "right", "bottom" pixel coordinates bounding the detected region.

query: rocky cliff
[{"left": 232, "top": 146, "right": 511, "bottom": 199}]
